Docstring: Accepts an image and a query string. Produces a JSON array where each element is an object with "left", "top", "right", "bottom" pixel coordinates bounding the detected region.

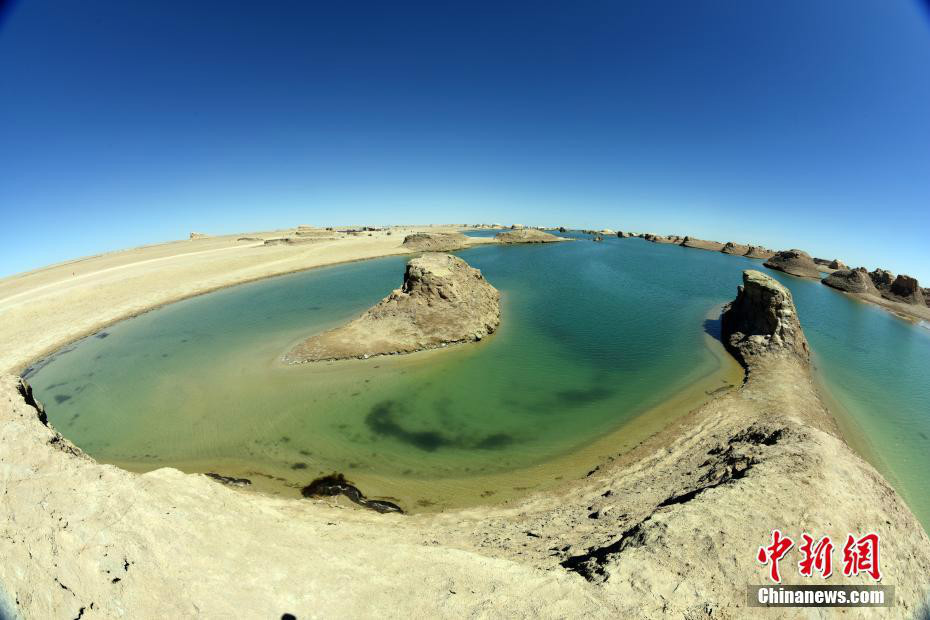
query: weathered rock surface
[
  {"left": 495, "top": 229, "right": 563, "bottom": 244},
  {"left": 720, "top": 242, "right": 749, "bottom": 255},
  {"left": 888, "top": 274, "right": 926, "bottom": 306},
  {"left": 401, "top": 231, "right": 469, "bottom": 252},
  {"left": 189, "top": 232, "right": 209, "bottom": 239},
  {"left": 822, "top": 267, "right": 880, "bottom": 294},
  {"left": 819, "top": 267, "right": 930, "bottom": 321},
  {"left": 743, "top": 245, "right": 776, "bottom": 259},
  {"left": 285, "top": 254, "right": 500, "bottom": 362},
  {"left": 814, "top": 258, "right": 847, "bottom": 271},
  {"left": 721, "top": 270, "right": 810, "bottom": 368},
  {"left": 680, "top": 236, "right": 725, "bottom": 251},
  {"left": 763, "top": 249, "right": 824, "bottom": 279},
  {"left": 869, "top": 268, "right": 896, "bottom": 290}
]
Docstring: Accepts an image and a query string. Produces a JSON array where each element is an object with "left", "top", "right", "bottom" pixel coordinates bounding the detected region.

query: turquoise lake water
[{"left": 25, "top": 234, "right": 930, "bottom": 523}]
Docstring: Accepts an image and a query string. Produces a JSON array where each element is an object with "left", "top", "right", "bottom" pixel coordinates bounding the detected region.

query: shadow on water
[
  {"left": 554, "top": 385, "right": 615, "bottom": 406},
  {"left": 365, "top": 401, "right": 516, "bottom": 452},
  {"left": 703, "top": 317, "right": 723, "bottom": 341},
  {"left": 366, "top": 401, "right": 452, "bottom": 451}
]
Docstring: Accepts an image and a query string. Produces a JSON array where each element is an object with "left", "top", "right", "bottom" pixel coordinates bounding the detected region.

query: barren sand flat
[{"left": 0, "top": 227, "right": 492, "bottom": 374}]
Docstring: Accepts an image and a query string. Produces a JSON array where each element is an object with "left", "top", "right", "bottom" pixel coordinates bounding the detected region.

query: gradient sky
[{"left": 1, "top": 1, "right": 929, "bottom": 280}]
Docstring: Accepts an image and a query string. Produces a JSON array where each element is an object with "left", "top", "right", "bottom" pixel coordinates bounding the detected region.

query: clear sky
[{"left": 1, "top": 1, "right": 929, "bottom": 280}]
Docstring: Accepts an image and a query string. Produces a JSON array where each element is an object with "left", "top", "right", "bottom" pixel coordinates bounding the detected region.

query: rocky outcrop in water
[
  {"left": 720, "top": 242, "right": 749, "bottom": 256},
  {"left": 401, "top": 232, "right": 469, "bottom": 252},
  {"left": 721, "top": 270, "right": 810, "bottom": 368},
  {"left": 763, "top": 249, "right": 823, "bottom": 279},
  {"left": 643, "top": 233, "right": 677, "bottom": 244},
  {"left": 814, "top": 258, "right": 847, "bottom": 271},
  {"left": 495, "top": 229, "right": 563, "bottom": 244},
  {"left": 743, "top": 245, "right": 775, "bottom": 259},
  {"left": 822, "top": 267, "right": 879, "bottom": 294},
  {"left": 285, "top": 254, "right": 500, "bottom": 362},
  {"left": 680, "top": 236, "right": 724, "bottom": 251}
]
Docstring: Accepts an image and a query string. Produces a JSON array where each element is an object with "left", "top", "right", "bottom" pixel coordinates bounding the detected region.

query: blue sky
[{"left": 1, "top": 1, "right": 929, "bottom": 280}]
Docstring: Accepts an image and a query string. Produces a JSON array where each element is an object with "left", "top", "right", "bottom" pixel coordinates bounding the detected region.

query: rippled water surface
[{"left": 26, "top": 234, "right": 930, "bottom": 522}]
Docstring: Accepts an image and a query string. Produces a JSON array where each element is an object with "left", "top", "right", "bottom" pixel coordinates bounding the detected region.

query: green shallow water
[{"left": 26, "top": 235, "right": 930, "bottom": 524}]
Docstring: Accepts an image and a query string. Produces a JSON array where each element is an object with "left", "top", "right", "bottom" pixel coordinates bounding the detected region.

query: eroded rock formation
[
  {"left": 822, "top": 267, "right": 879, "bottom": 294},
  {"left": 743, "top": 246, "right": 775, "bottom": 259},
  {"left": 889, "top": 275, "right": 926, "bottom": 306},
  {"left": 680, "top": 236, "right": 724, "bottom": 251},
  {"left": 721, "top": 242, "right": 749, "bottom": 256},
  {"left": 401, "top": 232, "right": 469, "bottom": 252},
  {"left": 285, "top": 254, "right": 500, "bottom": 362},
  {"left": 869, "top": 268, "right": 895, "bottom": 290},
  {"left": 721, "top": 270, "right": 810, "bottom": 368},
  {"left": 763, "top": 249, "right": 823, "bottom": 279},
  {"left": 495, "top": 229, "right": 563, "bottom": 244}
]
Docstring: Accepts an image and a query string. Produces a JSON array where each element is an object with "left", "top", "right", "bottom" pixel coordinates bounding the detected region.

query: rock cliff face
[
  {"left": 763, "top": 249, "right": 823, "bottom": 279},
  {"left": 822, "top": 267, "right": 879, "bottom": 294},
  {"left": 285, "top": 254, "right": 500, "bottom": 362},
  {"left": 869, "top": 268, "right": 895, "bottom": 289},
  {"left": 401, "top": 232, "right": 469, "bottom": 252},
  {"left": 889, "top": 274, "right": 926, "bottom": 306},
  {"left": 495, "top": 229, "right": 563, "bottom": 244},
  {"left": 721, "top": 270, "right": 810, "bottom": 368}
]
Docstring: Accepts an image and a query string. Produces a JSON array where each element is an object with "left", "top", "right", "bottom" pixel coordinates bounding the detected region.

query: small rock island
[
  {"left": 762, "top": 248, "right": 824, "bottom": 279},
  {"left": 495, "top": 228, "right": 563, "bottom": 243},
  {"left": 284, "top": 254, "right": 500, "bottom": 363},
  {"left": 401, "top": 231, "right": 469, "bottom": 252}
]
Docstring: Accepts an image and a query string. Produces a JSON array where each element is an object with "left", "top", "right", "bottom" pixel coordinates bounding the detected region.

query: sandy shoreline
[
  {"left": 0, "top": 228, "right": 908, "bottom": 508},
  {"left": 6, "top": 231, "right": 742, "bottom": 512},
  {"left": 3, "top": 229, "right": 929, "bottom": 617},
  {"left": 0, "top": 226, "right": 495, "bottom": 375}
]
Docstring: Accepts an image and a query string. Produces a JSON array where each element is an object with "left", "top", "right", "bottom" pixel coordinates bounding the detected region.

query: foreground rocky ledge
[
  {"left": 2, "top": 271, "right": 929, "bottom": 618},
  {"left": 285, "top": 254, "right": 500, "bottom": 363}
]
